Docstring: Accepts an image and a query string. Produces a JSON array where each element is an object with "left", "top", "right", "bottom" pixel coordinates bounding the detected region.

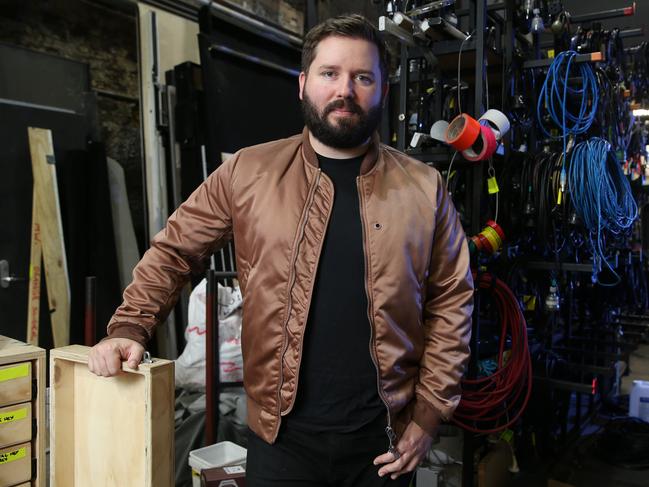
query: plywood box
[
  {"left": 0, "top": 335, "right": 46, "bottom": 487},
  {"left": 50, "top": 345, "right": 174, "bottom": 487}
]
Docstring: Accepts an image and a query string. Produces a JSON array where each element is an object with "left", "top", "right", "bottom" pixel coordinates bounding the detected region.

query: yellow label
[
  {"left": 487, "top": 177, "right": 499, "bottom": 194},
  {"left": 0, "top": 363, "right": 29, "bottom": 383},
  {"left": 557, "top": 190, "right": 563, "bottom": 205},
  {"left": 500, "top": 429, "right": 514, "bottom": 444},
  {"left": 523, "top": 295, "right": 536, "bottom": 311},
  {"left": 0, "top": 407, "right": 27, "bottom": 424},
  {"left": 548, "top": 49, "right": 555, "bottom": 59},
  {"left": 0, "top": 447, "right": 26, "bottom": 465}
]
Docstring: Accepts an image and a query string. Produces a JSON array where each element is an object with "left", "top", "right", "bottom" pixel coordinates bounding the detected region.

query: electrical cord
[
  {"left": 453, "top": 272, "right": 532, "bottom": 434},
  {"left": 568, "top": 138, "right": 638, "bottom": 285}
]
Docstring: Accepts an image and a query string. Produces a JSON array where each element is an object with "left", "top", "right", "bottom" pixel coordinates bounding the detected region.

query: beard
[{"left": 301, "top": 92, "right": 382, "bottom": 149}]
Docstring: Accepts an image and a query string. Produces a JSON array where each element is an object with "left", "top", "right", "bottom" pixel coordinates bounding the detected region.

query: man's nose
[{"left": 336, "top": 75, "right": 355, "bottom": 98}]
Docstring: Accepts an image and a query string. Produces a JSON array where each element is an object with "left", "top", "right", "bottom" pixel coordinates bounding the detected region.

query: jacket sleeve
[
  {"left": 106, "top": 153, "right": 239, "bottom": 345},
  {"left": 411, "top": 170, "right": 474, "bottom": 436}
]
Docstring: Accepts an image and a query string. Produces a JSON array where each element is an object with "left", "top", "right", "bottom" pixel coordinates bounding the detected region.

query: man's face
[{"left": 299, "top": 36, "right": 387, "bottom": 149}]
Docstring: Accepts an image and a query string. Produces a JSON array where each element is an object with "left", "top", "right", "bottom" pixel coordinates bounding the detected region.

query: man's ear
[{"left": 298, "top": 71, "right": 306, "bottom": 100}]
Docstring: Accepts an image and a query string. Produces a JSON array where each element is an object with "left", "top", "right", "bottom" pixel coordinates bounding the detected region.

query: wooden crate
[
  {"left": 50, "top": 345, "right": 174, "bottom": 487},
  {"left": 0, "top": 335, "right": 46, "bottom": 487}
]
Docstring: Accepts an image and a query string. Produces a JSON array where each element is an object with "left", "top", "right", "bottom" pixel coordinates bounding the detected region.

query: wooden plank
[
  {"left": 50, "top": 345, "right": 174, "bottom": 487},
  {"left": 28, "top": 127, "right": 70, "bottom": 348},
  {"left": 26, "top": 192, "right": 42, "bottom": 346},
  {"left": 0, "top": 401, "right": 32, "bottom": 449},
  {"left": 478, "top": 441, "right": 513, "bottom": 487}
]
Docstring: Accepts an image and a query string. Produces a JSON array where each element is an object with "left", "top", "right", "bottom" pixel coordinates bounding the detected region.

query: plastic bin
[
  {"left": 630, "top": 380, "right": 649, "bottom": 422},
  {"left": 189, "top": 441, "right": 247, "bottom": 487}
]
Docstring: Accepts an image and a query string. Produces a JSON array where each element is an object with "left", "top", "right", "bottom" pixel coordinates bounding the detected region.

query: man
[{"left": 89, "top": 14, "right": 473, "bottom": 486}]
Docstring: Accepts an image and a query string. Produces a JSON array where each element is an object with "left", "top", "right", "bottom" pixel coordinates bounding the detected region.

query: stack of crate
[{"left": 0, "top": 336, "right": 45, "bottom": 487}]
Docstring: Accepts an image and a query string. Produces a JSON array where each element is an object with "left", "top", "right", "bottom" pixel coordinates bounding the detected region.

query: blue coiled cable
[
  {"left": 537, "top": 51, "right": 600, "bottom": 187},
  {"left": 568, "top": 138, "right": 638, "bottom": 285}
]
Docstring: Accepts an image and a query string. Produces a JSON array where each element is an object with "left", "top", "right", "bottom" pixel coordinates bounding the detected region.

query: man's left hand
[{"left": 373, "top": 421, "right": 435, "bottom": 479}]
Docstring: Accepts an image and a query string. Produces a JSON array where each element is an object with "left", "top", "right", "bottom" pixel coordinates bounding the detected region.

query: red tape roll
[
  {"left": 461, "top": 125, "right": 498, "bottom": 162},
  {"left": 445, "top": 114, "right": 481, "bottom": 151}
]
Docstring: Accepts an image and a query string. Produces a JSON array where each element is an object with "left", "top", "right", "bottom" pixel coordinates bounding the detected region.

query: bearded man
[{"left": 89, "top": 13, "right": 473, "bottom": 487}]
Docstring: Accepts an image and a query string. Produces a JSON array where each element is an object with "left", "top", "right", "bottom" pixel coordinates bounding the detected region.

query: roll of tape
[
  {"left": 477, "top": 232, "right": 493, "bottom": 253},
  {"left": 445, "top": 114, "right": 481, "bottom": 151},
  {"left": 430, "top": 120, "right": 450, "bottom": 142},
  {"left": 485, "top": 220, "right": 505, "bottom": 240},
  {"left": 482, "top": 226, "right": 502, "bottom": 251},
  {"left": 479, "top": 109, "right": 510, "bottom": 140},
  {"left": 462, "top": 125, "right": 498, "bottom": 162}
]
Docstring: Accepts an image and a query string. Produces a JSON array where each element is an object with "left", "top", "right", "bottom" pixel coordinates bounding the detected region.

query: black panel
[{"left": 198, "top": 6, "right": 304, "bottom": 170}]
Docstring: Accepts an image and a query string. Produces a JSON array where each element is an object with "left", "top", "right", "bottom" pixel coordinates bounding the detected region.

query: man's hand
[
  {"left": 373, "top": 421, "right": 434, "bottom": 480},
  {"left": 88, "top": 338, "right": 145, "bottom": 377}
]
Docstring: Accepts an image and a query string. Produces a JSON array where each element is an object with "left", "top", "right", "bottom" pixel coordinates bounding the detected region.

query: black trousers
[{"left": 246, "top": 417, "right": 414, "bottom": 487}]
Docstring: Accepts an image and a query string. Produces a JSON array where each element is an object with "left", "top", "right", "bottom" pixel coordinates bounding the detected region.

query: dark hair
[{"left": 301, "top": 14, "right": 388, "bottom": 84}]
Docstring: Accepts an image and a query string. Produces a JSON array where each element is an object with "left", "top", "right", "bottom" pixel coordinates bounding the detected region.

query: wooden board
[
  {"left": 478, "top": 440, "right": 513, "bottom": 487},
  {"left": 0, "top": 362, "right": 31, "bottom": 408},
  {"left": 26, "top": 191, "right": 43, "bottom": 346},
  {"left": 50, "top": 345, "right": 174, "bottom": 487},
  {"left": 0, "top": 441, "right": 31, "bottom": 486},
  {"left": 28, "top": 127, "right": 70, "bottom": 348},
  {"left": 0, "top": 401, "right": 32, "bottom": 449},
  {"left": 0, "top": 335, "right": 46, "bottom": 487}
]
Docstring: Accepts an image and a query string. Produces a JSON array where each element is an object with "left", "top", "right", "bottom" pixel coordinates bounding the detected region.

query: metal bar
[
  {"left": 397, "top": 44, "right": 408, "bottom": 152},
  {"left": 456, "top": 2, "right": 506, "bottom": 16},
  {"left": 521, "top": 256, "right": 614, "bottom": 272},
  {"left": 570, "top": 3, "right": 636, "bottom": 23},
  {"left": 406, "top": 0, "right": 457, "bottom": 17},
  {"left": 196, "top": 0, "right": 303, "bottom": 48},
  {"left": 84, "top": 276, "right": 96, "bottom": 346},
  {"left": 205, "top": 269, "right": 219, "bottom": 445},
  {"left": 534, "top": 377, "right": 594, "bottom": 394},
  {"left": 208, "top": 43, "right": 299, "bottom": 77},
  {"left": 620, "top": 27, "right": 644, "bottom": 39},
  {"left": 379, "top": 15, "right": 416, "bottom": 46}
]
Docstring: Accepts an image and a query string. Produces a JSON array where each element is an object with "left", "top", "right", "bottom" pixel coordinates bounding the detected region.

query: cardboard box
[
  {"left": 201, "top": 465, "right": 246, "bottom": 486},
  {"left": 50, "top": 345, "right": 175, "bottom": 487}
]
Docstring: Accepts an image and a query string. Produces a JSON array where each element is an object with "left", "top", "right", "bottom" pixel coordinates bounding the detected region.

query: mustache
[{"left": 322, "top": 98, "right": 363, "bottom": 116}]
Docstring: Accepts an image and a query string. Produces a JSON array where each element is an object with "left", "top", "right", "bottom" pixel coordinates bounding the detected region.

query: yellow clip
[
  {"left": 523, "top": 295, "right": 537, "bottom": 311},
  {"left": 0, "top": 363, "right": 29, "bottom": 383},
  {"left": 500, "top": 429, "right": 514, "bottom": 444},
  {"left": 548, "top": 49, "right": 555, "bottom": 59},
  {"left": 0, "top": 447, "right": 26, "bottom": 465},
  {"left": 557, "top": 189, "right": 563, "bottom": 205},
  {"left": 487, "top": 177, "right": 499, "bottom": 194},
  {"left": 0, "top": 408, "right": 27, "bottom": 424}
]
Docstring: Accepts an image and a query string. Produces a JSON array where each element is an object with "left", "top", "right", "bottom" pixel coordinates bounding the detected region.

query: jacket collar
[{"left": 301, "top": 127, "right": 381, "bottom": 176}]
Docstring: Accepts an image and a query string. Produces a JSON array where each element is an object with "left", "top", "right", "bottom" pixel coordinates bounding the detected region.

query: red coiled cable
[{"left": 452, "top": 272, "right": 532, "bottom": 434}]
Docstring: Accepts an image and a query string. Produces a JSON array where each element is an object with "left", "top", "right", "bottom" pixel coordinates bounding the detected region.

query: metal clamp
[{"left": 141, "top": 351, "right": 153, "bottom": 364}]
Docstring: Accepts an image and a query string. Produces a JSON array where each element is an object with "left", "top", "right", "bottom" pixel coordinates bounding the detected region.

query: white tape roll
[
  {"left": 429, "top": 120, "right": 449, "bottom": 142},
  {"left": 478, "top": 109, "right": 510, "bottom": 140}
]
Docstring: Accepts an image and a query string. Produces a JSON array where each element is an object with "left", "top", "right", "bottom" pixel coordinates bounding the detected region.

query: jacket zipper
[
  {"left": 276, "top": 169, "right": 322, "bottom": 424},
  {"left": 357, "top": 176, "right": 397, "bottom": 455}
]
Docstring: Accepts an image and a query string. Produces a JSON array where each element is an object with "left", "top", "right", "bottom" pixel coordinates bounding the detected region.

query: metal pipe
[
  {"left": 195, "top": 0, "right": 302, "bottom": 48},
  {"left": 205, "top": 269, "right": 219, "bottom": 445},
  {"left": 570, "top": 2, "right": 636, "bottom": 23},
  {"left": 406, "top": 0, "right": 456, "bottom": 17},
  {"left": 208, "top": 43, "right": 299, "bottom": 77}
]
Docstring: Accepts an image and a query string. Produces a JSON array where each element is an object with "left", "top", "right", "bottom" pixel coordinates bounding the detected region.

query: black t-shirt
[{"left": 286, "top": 153, "right": 385, "bottom": 432}]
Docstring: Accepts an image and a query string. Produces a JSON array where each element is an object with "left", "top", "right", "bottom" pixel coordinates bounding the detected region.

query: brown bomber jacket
[{"left": 107, "top": 128, "right": 474, "bottom": 444}]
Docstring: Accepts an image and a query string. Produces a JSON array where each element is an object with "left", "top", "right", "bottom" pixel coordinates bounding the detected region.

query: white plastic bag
[{"left": 175, "top": 279, "right": 243, "bottom": 391}]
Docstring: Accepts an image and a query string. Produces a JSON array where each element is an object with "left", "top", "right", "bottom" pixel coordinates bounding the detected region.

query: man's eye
[
  {"left": 322, "top": 71, "right": 335, "bottom": 78},
  {"left": 356, "top": 75, "right": 373, "bottom": 84}
]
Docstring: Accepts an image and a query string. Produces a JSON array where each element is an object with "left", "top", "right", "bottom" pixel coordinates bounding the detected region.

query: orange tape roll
[{"left": 445, "top": 113, "right": 481, "bottom": 151}]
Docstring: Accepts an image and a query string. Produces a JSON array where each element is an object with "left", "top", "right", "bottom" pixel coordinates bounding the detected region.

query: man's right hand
[{"left": 88, "top": 338, "right": 145, "bottom": 377}]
